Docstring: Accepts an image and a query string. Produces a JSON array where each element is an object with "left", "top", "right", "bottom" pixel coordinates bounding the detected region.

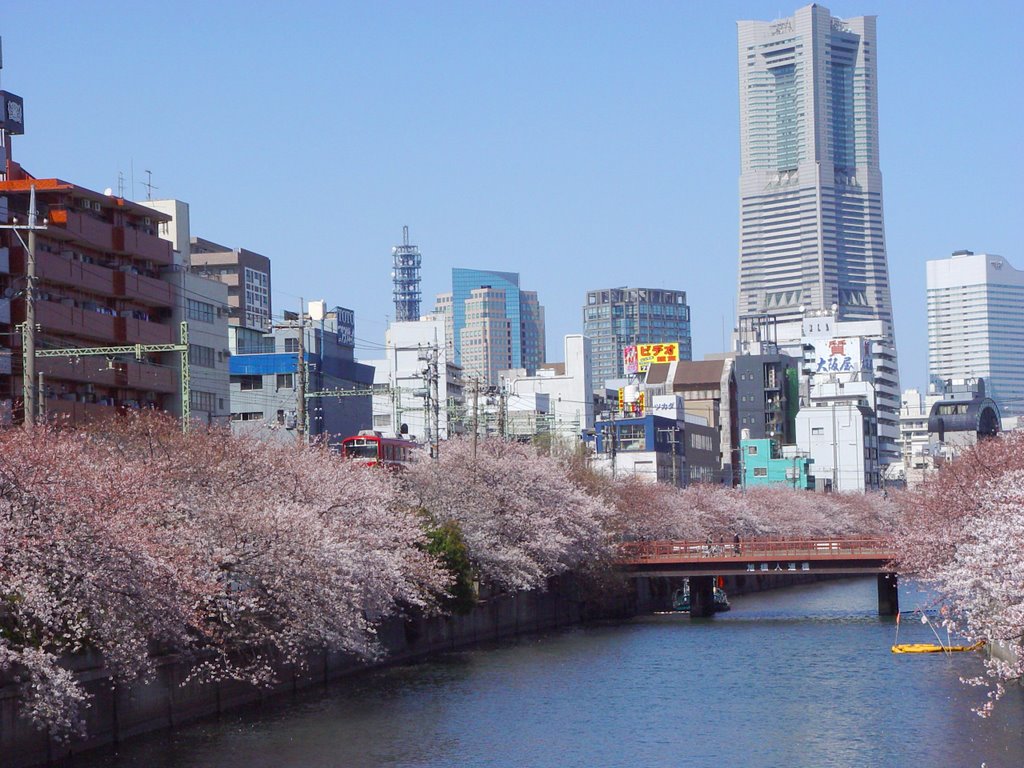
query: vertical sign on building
[{"left": 623, "top": 345, "right": 639, "bottom": 375}]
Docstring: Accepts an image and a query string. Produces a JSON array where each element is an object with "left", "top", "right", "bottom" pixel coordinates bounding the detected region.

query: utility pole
[
  {"left": 471, "top": 378, "right": 479, "bottom": 459},
  {"left": 0, "top": 185, "right": 47, "bottom": 427},
  {"left": 659, "top": 426, "right": 681, "bottom": 487},
  {"left": 296, "top": 299, "right": 307, "bottom": 443},
  {"left": 430, "top": 344, "right": 440, "bottom": 458},
  {"left": 604, "top": 412, "right": 617, "bottom": 479},
  {"left": 497, "top": 385, "right": 507, "bottom": 438}
]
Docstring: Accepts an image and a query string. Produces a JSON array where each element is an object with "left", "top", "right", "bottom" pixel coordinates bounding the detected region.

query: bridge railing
[{"left": 617, "top": 536, "right": 893, "bottom": 562}]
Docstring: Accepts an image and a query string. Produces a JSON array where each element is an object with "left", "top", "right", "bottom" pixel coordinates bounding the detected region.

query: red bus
[{"left": 340, "top": 431, "right": 415, "bottom": 468}]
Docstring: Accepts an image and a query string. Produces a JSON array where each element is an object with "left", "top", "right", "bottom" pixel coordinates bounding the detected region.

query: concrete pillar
[
  {"left": 877, "top": 572, "right": 899, "bottom": 616},
  {"left": 689, "top": 576, "right": 715, "bottom": 618}
]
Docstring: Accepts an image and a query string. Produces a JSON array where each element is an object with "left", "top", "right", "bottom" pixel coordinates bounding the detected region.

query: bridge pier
[
  {"left": 689, "top": 576, "right": 715, "bottom": 618},
  {"left": 877, "top": 573, "right": 899, "bottom": 616}
]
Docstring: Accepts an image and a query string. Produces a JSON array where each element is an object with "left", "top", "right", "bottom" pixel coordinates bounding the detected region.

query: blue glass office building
[{"left": 448, "top": 268, "right": 545, "bottom": 377}]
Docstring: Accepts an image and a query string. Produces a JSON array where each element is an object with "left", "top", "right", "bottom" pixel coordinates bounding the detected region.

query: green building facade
[{"left": 741, "top": 437, "right": 814, "bottom": 490}]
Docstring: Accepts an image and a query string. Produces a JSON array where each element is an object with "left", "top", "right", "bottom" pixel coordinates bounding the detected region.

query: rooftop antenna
[
  {"left": 117, "top": 170, "right": 125, "bottom": 198},
  {"left": 143, "top": 169, "right": 158, "bottom": 200}
]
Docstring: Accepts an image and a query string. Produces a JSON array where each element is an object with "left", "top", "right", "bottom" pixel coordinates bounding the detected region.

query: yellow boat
[{"left": 891, "top": 640, "right": 985, "bottom": 654}]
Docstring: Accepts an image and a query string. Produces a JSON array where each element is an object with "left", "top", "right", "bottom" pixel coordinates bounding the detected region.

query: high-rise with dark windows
[{"left": 583, "top": 287, "right": 691, "bottom": 387}]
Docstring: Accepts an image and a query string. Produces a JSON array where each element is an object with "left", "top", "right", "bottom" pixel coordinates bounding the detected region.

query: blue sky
[{"left": 2, "top": 1, "right": 1020, "bottom": 390}]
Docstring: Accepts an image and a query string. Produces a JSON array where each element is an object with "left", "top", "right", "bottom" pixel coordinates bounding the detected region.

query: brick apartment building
[{"left": 0, "top": 169, "right": 184, "bottom": 424}]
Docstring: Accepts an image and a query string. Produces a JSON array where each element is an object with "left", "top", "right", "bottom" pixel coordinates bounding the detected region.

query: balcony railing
[
  {"left": 47, "top": 208, "right": 115, "bottom": 251},
  {"left": 38, "top": 357, "right": 177, "bottom": 394},
  {"left": 114, "top": 225, "right": 173, "bottom": 266}
]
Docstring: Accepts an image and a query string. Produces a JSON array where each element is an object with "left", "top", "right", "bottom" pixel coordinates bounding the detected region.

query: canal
[{"left": 73, "top": 578, "right": 1023, "bottom": 768}]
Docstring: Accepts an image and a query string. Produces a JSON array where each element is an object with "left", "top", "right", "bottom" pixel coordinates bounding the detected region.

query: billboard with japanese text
[
  {"left": 810, "top": 337, "right": 871, "bottom": 377},
  {"left": 623, "top": 342, "right": 679, "bottom": 374}
]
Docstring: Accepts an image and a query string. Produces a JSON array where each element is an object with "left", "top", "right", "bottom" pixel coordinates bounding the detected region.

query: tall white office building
[
  {"left": 927, "top": 250, "right": 1024, "bottom": 417},
  {"left": 736, "top": 5, "right": 896, "bottom": 340}
]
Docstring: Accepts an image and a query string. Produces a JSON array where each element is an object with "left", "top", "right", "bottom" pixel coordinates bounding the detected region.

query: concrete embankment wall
[{"left": 2, "top": 574, "right": 640, "bottom": 768}]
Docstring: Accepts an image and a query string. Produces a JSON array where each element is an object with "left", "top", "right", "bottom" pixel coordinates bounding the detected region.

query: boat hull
[{"left": 891, "top": 641, "right": 985, "bottom": 654}]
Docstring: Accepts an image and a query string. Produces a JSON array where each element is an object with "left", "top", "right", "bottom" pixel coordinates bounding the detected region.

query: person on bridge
[{"left": 733, "top": 533, "right": 741, "bottom": 555}]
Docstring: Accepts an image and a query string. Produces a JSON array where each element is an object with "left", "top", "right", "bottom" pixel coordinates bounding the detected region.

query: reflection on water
[{"left": 72, "top": 578, "right": 1023, "bottom": 768}]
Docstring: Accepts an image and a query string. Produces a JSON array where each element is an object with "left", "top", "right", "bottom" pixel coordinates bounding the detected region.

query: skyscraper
[
  {"left": 927, "top": 250, "right": 1024, "bottom": 417},
  {"left": 736, "top": 5, "right": 895, "bottom": 335},
  {"left": 583, "top": 287, "right": 691, "bottom": 386},
  {"left": 435, "top": 268, "right": 546, "bottom": 386}
]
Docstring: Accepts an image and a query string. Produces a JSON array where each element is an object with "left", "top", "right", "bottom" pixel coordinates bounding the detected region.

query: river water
[{"left": 75, "top": 578, "right": 1022, "bottom": 768}]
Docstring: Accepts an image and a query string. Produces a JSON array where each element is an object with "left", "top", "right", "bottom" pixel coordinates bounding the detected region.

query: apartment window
[
  {"left": 190, "top": 390, "right": 216, "bottom": 411},
  {"left": 186, "top": 298, "right": 216, "bottom": 324},
  {"left": 188, "top": 344, "right": 216, "bottom": 368},
  {"left": 753, "top": 467, "right": 768, "bottom": 477},
  {"left": 284, "top": 338, "right": 300, "bottom": 353},
  {"left": 747, "top": 445, "right": 758, "bottom": 455},
  {"left": 230, "top": 411, "right": 263, "bottom": 421},
  {"left": 812, "top": 427, "right": 824, "bottom": 435},
  {"left": 276, "top": 373, "right": 294, "bottom": 390},
  {"left": 231, "top": 375, "right": 263, "bottom": 391}
]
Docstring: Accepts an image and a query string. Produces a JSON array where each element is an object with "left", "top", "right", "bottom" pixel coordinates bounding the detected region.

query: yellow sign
[{"left": 636, "top": 342, "right": 679, "bottom": 372}]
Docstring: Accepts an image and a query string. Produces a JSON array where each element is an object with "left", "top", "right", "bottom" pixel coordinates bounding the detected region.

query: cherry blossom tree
[
  {"left": 609, "top": 479, "right": 893, "bottom": 543},
  {"left": 0, "top": 413, "right": 451, "bottom": 739},
  {"left": 406, "top": 437, "right": 614, "bottom": 592},
  {"left": 0, "top": 423, "right": 199, "bottom": 738},
  {"left": 895, "top": 431, "right": 1024, "bottom": 713}
]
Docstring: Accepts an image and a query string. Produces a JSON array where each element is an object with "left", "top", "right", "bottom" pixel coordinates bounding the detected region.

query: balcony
[
  {"left": 118, "top": 316, "right": 176, "bottom": 345},
  {"left": 36, "top": 301, "right": 118, "bottom": 343},
  {"left": 114, "top": 225, "right": 173, "bottom": 266},
  {"left": 114, "top": 270, "right": 174, "bottom": 308},
  {"left": 47, "top": 208, "right": 114, "bottom": 251},
  {"left": 26, "top": 251, "right": 174, "bottom": 309},
  {"left": 38, "top": 357, "right": 177, "bottom": 394},
  {"left": 35, "top": 250, "right": 116, "bottom": 294},
  {"left": 45, "top": 399, "right": 121, "bottom": 425},
  {"left": 33, "top": 302, "right": 176, "bottom": 347}
]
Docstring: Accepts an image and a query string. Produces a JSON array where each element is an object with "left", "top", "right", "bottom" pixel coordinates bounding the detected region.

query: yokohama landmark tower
[{"left": 736, "top": 5, "right": 896, "bottom": 344}]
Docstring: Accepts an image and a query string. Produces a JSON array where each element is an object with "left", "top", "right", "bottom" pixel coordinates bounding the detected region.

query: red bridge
[{"left": 615, "top": 536, "right": 899, "bottom": 617}]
